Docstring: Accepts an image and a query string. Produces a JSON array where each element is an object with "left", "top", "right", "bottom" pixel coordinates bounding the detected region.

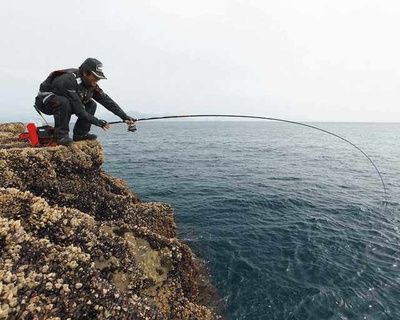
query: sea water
[{"left": 97, "top": 121, "right": 400, "bottom": 320}]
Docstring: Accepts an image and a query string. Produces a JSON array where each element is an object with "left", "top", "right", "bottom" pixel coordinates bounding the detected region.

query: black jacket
[{"left": 38, "top": 68, "right": 128, "bottom": 126}]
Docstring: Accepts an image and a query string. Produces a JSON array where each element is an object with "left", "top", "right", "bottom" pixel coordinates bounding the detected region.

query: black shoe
[
  {"left": 57, "top": 136, "right": 73, "bottom": 146},
  {"left": 73, "top": 133, "right": 97, "bottom": 141}
]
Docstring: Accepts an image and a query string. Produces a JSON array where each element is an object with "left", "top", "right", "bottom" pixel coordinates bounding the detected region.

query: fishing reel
[
  {"left": 108, "top": 120, "right": 137, "bottom": 132},
  {"left": 127, "top": 123, "right": 137, "bottom": 132}
]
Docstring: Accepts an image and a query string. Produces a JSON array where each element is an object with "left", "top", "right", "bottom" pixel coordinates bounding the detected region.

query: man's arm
[{"left": 92, "top": 86, "right": 130, "bottom": 121}]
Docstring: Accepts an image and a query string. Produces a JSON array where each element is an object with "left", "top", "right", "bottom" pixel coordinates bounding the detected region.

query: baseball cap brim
[{"left": 91, "top": 70, "right": 107, "bottom": 79}]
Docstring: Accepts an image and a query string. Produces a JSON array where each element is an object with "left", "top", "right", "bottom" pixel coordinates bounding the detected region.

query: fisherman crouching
[{"left": 34, "top": 58, "right": 136, "bottom": 145}]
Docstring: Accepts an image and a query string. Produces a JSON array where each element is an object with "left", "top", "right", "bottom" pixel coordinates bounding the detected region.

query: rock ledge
[{"left": 0, "top": 123, "right": 220, "bottom": 320}]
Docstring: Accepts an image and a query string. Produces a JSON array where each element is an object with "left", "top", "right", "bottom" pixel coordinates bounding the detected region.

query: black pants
[{"left": 35, "top": 95, "right": 96, "bottom": 138}]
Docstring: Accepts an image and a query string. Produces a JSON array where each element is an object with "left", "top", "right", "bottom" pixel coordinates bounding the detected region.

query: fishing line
[{"left": 110, "top": 114, "right": 388, "bottom": 205}]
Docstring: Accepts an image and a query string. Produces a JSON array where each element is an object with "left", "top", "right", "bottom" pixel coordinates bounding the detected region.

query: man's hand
[
  {"left": 98, "top": 119, "right": 111, "bottom": 131},
  {"left": 124, "top": 116, "right": 137, "bottom": 125}
]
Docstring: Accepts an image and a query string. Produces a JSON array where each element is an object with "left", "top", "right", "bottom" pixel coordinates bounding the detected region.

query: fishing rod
[{"left": 110, "top": 114, "right": 388, "bottom": 204}]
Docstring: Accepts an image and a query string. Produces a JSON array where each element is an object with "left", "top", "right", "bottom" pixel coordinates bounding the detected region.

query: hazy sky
[{"left": 1, "top": 0, "right": 400, "bottom": 121}]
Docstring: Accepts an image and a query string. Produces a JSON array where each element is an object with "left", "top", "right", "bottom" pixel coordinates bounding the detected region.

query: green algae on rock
[{"left": 0, "top": 123, "right": 221, "bottom": 320}]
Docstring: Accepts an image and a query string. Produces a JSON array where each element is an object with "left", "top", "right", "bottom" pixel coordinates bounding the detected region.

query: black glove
[{"left": 98, "top": 119, "right": 108, "bottom": 128}]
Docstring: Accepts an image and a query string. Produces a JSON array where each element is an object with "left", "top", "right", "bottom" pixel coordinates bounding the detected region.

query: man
[{"left": 34, "top": 58, "right": 136, "bottom": 145}]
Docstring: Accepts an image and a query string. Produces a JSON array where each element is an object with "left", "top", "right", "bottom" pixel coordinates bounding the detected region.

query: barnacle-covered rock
[{"left": 0, "top": 123, "right": 221, "bottom": 319}]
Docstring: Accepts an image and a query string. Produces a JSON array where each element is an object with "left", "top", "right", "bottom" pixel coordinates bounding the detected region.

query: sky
[{"left": 1, "top": 0, "right": 400, "bottom": 122}]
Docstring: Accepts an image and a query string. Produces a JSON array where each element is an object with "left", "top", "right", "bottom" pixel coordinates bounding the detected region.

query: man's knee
[
  {"left": 56, "top": 96, "right": 71, "bottom": 110},
  {"left": 47, "top": 95, "right": 71, "bottom": 114}
]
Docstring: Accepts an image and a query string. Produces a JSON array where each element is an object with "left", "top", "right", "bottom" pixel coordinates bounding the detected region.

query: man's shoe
[
  {"left": 73, "top": 133, "right": 97, "bottom": 141},
  {"left": 57, "top": 136, "right": 73, "bottom": 146}
]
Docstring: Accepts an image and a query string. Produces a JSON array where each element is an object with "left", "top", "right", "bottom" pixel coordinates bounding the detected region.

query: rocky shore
[{"left": 0, "top": 123, "right": 221, "bottom": 319}]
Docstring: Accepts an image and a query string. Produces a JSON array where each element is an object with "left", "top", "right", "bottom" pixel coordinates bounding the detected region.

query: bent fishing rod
[{"left": 109, "top": 114, "right": 388, "bottom": 204}]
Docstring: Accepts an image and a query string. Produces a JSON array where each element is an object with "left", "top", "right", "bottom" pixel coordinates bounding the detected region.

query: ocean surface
[{"left": 96, "top": 121, "right": 400, "bottom": 320}]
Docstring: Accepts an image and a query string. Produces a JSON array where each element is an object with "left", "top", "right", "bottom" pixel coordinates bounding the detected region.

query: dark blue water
[{"left": 97, "top": 121, "right": 400, "bottom": 320}]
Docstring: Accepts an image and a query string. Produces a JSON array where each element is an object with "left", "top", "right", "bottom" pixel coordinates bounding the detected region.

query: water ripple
[{"left": 100, "top": 122, "right": 400, "bottom": 319}]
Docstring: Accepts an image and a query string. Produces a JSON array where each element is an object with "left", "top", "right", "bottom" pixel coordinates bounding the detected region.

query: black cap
[{"left": 80, "top": 58, "right": 107, "bottom": 79}]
